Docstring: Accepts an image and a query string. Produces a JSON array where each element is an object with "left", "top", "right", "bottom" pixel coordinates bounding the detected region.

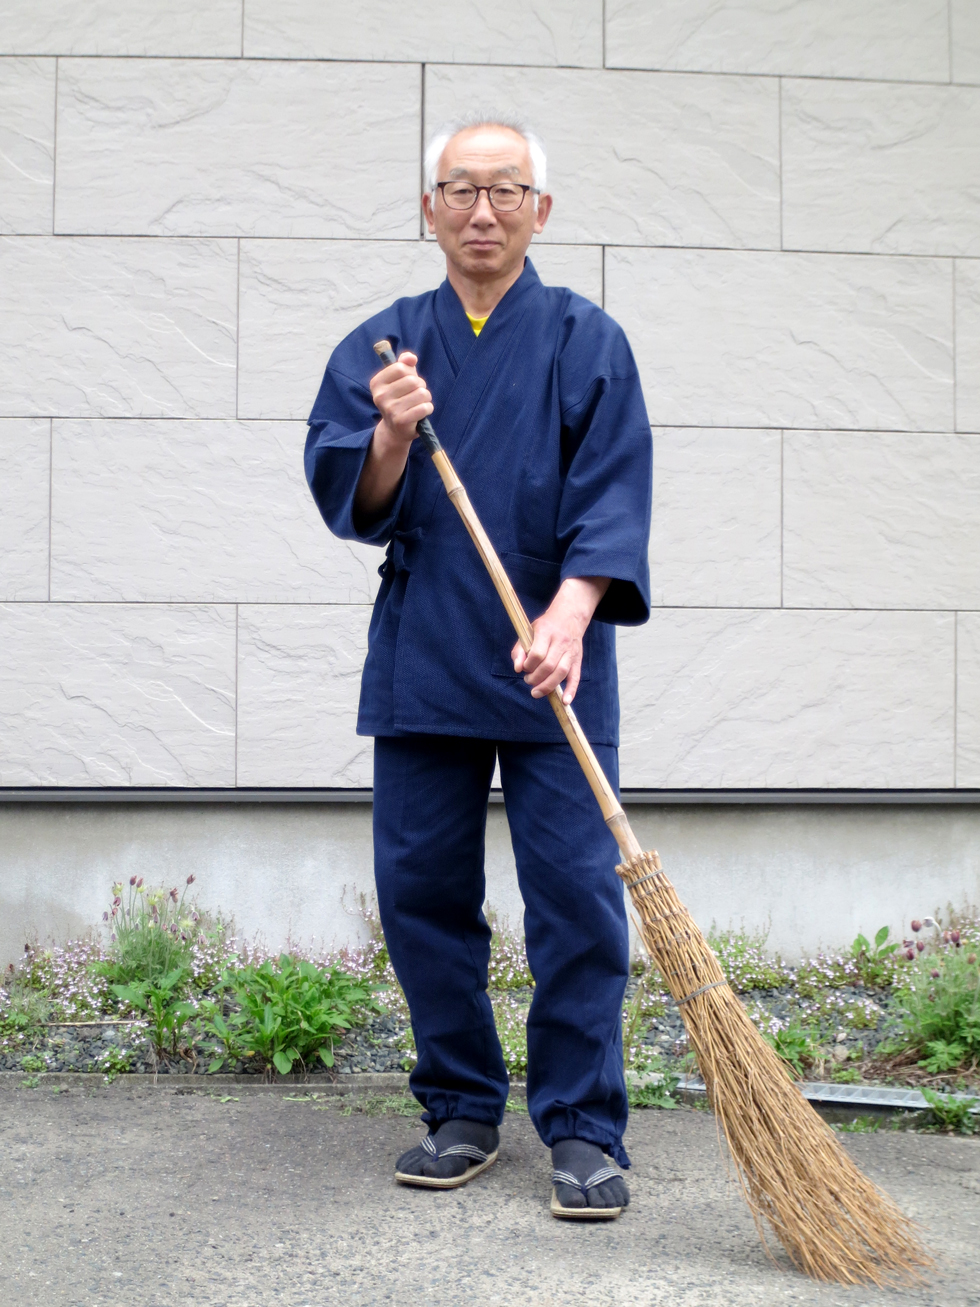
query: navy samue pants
[{"left": 373, "top": 734, "right": 631, "bottom": 1166}]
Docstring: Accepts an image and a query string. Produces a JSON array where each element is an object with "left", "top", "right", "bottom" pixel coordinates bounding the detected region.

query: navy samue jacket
[{"left": 304, "top": 259, "right": 652, "bottom": 747}]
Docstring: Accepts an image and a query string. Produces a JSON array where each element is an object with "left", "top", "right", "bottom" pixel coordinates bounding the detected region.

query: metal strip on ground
[{"left": 677, "top": 1076, "right": 979, "bottom": 1113}]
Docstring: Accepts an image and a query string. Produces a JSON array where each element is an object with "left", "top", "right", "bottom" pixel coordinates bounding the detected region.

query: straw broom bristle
[{"left": 618, "top": 852, "right": 933, "bottom": 1286}]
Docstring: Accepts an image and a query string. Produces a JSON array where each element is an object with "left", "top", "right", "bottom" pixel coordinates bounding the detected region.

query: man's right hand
[
  {"left": 369, "top": 351, "right": 433, "bottom": 448},
  {"left": 355, "top": 352, "right": 433, "bottom": 524}
]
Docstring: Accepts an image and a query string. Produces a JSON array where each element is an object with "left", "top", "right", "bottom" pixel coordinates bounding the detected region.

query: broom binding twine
[{"left": 617, "top": 852, "right": 932, "bottom": 1286}]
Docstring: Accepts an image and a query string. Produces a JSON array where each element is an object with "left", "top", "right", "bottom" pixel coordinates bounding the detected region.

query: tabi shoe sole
[
  {"left": 550, "top": 1191, "right": 622, "bottom": 1221},
  {"left": 395, "top": 1149, "right": 499, "bottom": 1189}
]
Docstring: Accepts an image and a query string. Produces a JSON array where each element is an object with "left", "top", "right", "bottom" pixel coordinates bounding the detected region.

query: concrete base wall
[{"left": 1, "top": 801, "right": 978, "bottom": 968}]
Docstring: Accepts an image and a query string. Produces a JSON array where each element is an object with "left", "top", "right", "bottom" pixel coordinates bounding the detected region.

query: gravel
[{"left": 1, "top": 984, "right": 903, "bottom": 1080}]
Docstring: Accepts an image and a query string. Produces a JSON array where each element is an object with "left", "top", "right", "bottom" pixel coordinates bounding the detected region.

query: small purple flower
[
  {"left": 904, "top": 948, "right": 915, "bottom": 961},
  {"left": 931, "top": 968, "right": 941, "bottom": 979},
  {"left": 186, "top": 875, "right": 196, "bottom": 886},
  {"left": 911, "top": 920, "right": 922, "bottom": 933},
  {"left": 129, "top": 876, "right": 137, "bottom": 886},
  {"left": 916, "top": 940, "right": 925, "bottom": 953}
]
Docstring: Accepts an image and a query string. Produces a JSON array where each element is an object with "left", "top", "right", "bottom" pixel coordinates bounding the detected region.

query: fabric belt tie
[{"left": 379, "top": 527, "right": 424, "bottom": 578}]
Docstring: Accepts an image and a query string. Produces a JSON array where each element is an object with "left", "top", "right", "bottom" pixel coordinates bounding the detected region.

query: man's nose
[{"left": 469, "top": 191, "right": 497, "bottom": 223}]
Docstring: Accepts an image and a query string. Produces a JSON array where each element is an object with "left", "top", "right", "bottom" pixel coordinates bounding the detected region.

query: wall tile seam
[
  {"left": 3, "top": 53, "right": 970, "bottom": 87},
  {"left": 3, "top": 602, "right": 972, "bottom": 614},
  {"left": 11, "top": 236, "right": 971, "bottom": 262},
  {"left": 3, "top": 47, "right": 978, "bottom": 86},
  {"left": 15, "top": 420, "right": 972, "bottom": 436}
]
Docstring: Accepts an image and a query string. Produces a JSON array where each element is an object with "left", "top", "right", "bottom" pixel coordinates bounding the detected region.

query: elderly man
[{"left": 305, "top": 112, "right": 652, "bottom": 1218}]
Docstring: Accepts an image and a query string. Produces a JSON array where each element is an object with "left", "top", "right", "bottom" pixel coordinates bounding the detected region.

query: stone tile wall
[{"left": 1, "top": 1, "right": 977, "bottom": 791}]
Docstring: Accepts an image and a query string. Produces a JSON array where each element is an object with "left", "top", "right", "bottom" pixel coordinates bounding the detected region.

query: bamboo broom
[{"left": 372, "top": 341, "right": 931, "bottom": 1285}]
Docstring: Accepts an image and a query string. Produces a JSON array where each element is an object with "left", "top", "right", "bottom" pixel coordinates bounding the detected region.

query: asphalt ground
[{"left": 0, "top": 1076, "right": 977, "bottom": 1307}]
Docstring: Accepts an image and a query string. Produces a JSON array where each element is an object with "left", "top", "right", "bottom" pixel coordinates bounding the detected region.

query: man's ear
[
  {"left": 421, "top": 191, "right": 437, "bottom": 234},
  {"left": 533, "top": 191, "right": 554, "bottom": 236}
]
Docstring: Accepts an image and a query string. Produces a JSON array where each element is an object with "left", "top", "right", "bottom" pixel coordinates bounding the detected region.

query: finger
[
  {"left": 562, "top": 655, "right": 582, "bottom": 705},
  {"left": 378, "top": 377, "right": 430, "bottom": 407},
  {"left": 529, "top": 656, "right": 572, "bottom": 699},
  {"left": 521, "top": 629, "right": 551, "bottom": 676},
  {"left": 512, "top": 640, "right": 526, "bottom": 673},
  {"left": 372, "top": 361, "right": 418, "bottom": 391}
]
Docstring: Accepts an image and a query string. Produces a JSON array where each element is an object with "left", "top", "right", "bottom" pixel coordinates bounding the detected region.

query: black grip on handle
[{"left": 372, "top": 339, "right": 442, "bottom": 454}]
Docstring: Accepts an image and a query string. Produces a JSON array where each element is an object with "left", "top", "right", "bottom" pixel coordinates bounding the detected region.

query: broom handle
[{"left": 373, "top": 340, "right": 644, "bottom": 863}]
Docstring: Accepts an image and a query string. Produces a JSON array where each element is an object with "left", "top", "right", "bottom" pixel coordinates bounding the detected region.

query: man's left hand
[{"left": 512, "top": 576, "right": 610, "bottom": 705}]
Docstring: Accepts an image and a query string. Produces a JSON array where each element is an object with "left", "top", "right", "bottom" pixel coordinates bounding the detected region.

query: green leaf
[
  {"left": 874, "top": 926, "right": 890, "bottom": 949},
  {"left": 318, "top": 1046, "right": 334, "bottom": 1067},
  {"left": 272, "top": 1049, "right": 294, "bottom": 1076}
]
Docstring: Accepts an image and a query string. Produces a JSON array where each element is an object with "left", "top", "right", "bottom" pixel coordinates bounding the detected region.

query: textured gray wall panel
[
  {"left": 425, "top": 64, "right": 780, "bottom": 249},
  {"left": 0, "top": 417, "right": 49, "bottom": 601},
  {"left": 0, "top": 236, "right": 237, "bottom": 418},
  {"left": 958, "top": 613, "right": 980, "bottom": 786},
  {"left": 618, "top": 609, "right": 954, "bottom": 788},
  {"left": 55, "top": 59, "right": 421, "bottom": 238},
  {"left": 957, "top": 260, "right": 980, "bottom": 432},
  {"left": 244, "top": 0, "right": 602, "bottom": 67},
  {"left": 783, "top": 431, "right": 980, "bottom": 609},
  {"left": 649, "top": 428, "right": 781, "bottom": 609},
  {"left": 783, "top": 80, "right": 980, "bottom": 257},
  {"left": 951, "top": 0, "right": 980, "bottom": 83},
  {"left": 0, "top": 57, "right": 54, "bottom": 234},
  {"left": 0, "top": 0, "right": 242, "bottom": 57},
  {"left": 0, "top": 602, "right": 236, "bottom": 786},
  {"left": 236, "top": 605, "right": 374, "bottom": 788},
  {"left": 49, "top": 419, "right": 383, "bottom": 603},
  {"left": 606, "top": 246, "right": 954, "bottom": 431},
  {"left": 605, "top": 0, "right": 950, "bottom": 81}
]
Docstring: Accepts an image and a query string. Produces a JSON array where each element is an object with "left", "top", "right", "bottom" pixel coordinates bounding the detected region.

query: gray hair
[{"left": 423, "top": 111, "right": 547, "bottom": 198}]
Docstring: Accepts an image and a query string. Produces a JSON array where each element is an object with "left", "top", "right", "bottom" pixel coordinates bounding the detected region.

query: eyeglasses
[{"left": 435, "top": 181, "right": 539, "bottom": 212}]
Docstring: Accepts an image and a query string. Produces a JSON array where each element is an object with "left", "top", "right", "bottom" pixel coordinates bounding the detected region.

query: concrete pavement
[{"left": 0, "top": 1077, "right": 977, "bottom": 1307}]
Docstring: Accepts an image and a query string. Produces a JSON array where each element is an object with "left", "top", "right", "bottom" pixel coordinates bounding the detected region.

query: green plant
[
  {"left": 491, "top": 992, "right": 529, "bottom": 1076},
  {"left": 337, "top": 1092, "right": 419, "bottom": 1117},
  {"left": 94, "top": 875, "right": 220, "bottom": 990},
  {"left": 893, "top": 946, "right": 980, "bottom": 1071},
  {"left": 203, "top": 955, "right": 383, "bottom": 1077},
  {"left": 830, "top": 1065, "right": 863, "bottom": 1085},
  {"left": 836, "top": 1115, "right": 882, "bottom": 1134},
  {"left": 918, "top": 1088, "right": 978, "bottom": 1135},
  {"left": 627, "top": 1064, "right": 680, "bottom": 1110},
  {"left": 20, "top": 1053, "right": 46, "bottom": 1073},
  {"left": 761, "top": 1017, "right": 823, "bottom": 1079},
  {"left": 850, "top": 926, "right": 900, "bottom": 987},
  {"left": 0, "top": 979, "right": 51, "bottom": 1046},
  {"left": 485, "top": 910, "right": 534, "bottom": 990},
  {"left": 622, "top": 970, "right": 666, "bottom": 1071},
  {"left": 112, "top": 968, "right": 196, "bottom": 1060},
  {"left": 707, "top": 928, "right": 787, "bottom": 993},
  {"left": 99, "top": 1046, "right": 135, "bottom": 1083}
]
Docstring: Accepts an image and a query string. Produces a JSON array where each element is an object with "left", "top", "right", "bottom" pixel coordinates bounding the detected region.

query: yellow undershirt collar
[{"left": 465, "top": 311, "right": 490, "bottom": 337}]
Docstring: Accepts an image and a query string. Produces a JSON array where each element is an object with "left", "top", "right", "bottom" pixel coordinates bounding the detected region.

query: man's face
[{"left": 422, "top": 126, "right": 553, "bottom": 283}]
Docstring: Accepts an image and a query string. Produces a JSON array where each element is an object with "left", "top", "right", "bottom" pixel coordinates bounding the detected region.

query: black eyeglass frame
[{"left": 434, "top": 181, "right": 540, "bottom": 212}]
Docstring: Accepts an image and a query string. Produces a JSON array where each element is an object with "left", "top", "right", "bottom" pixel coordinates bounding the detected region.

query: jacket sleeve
[
  {"left": 556, "top": 317, "right": 653, "bottom": 626},
  {"left": 304, "top": 361, "right": 407, "bottom": 545}
]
